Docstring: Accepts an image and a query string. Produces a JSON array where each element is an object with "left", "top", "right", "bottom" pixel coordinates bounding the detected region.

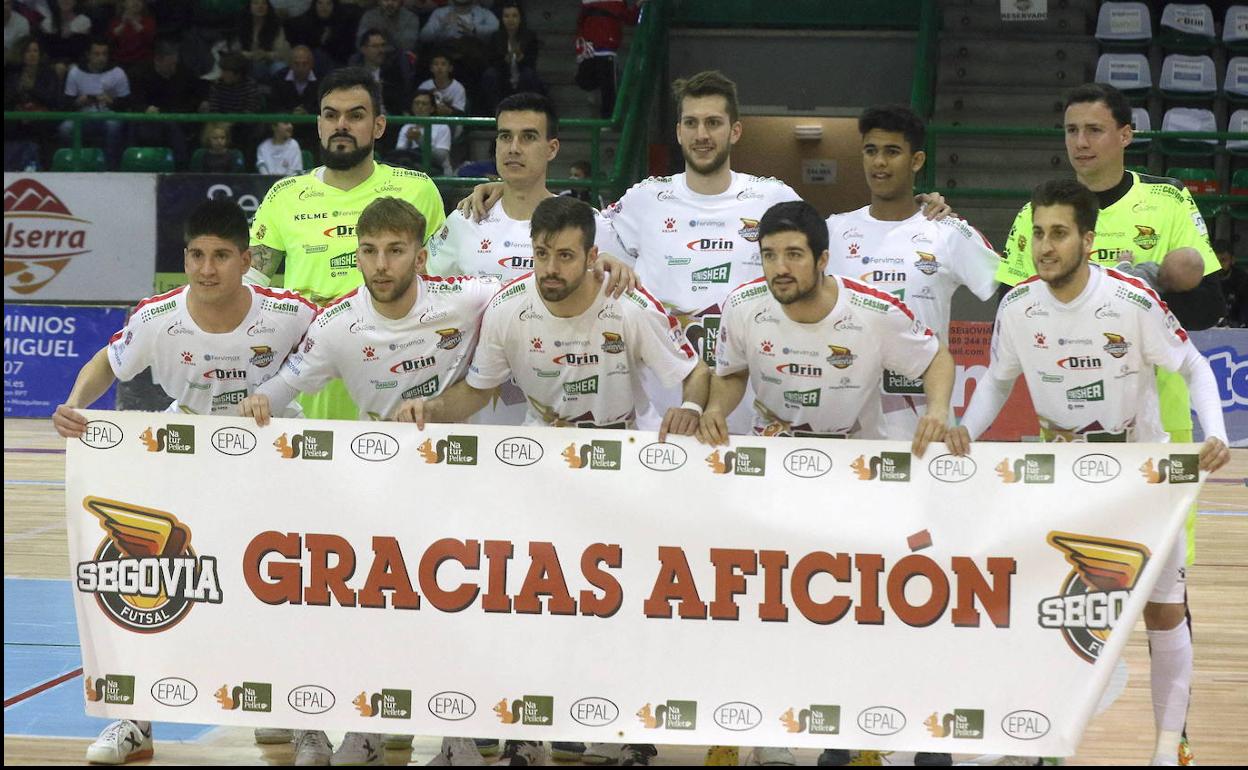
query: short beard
[
  {"left": 683, "top": 144, "right": 731, "bottom": 176},
  {"left": 538, "top": 274, "right": 581, "bottom": 303},
  {"left": 367, "top": 270, "right": 415, "bottom": 304},
  {"left": 322, "top": 140, "right": 373, "bottom": 171}
]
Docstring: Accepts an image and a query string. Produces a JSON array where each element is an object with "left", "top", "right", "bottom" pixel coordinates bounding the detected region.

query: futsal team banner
[{"left": 67, "top": 410, "right": 1206, "bottom": 755}]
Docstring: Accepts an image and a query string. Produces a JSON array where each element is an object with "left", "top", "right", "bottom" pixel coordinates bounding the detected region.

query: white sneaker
[
  {"left": 294, "top": 730, "right": 333, "bottom": 766},
  {"left": 427, "top": 737, "right": 488, "bottom": 766},
  {"left": 255, "top": 727, "right": 295, "bottom": 744},
  {"left": 584, "top": 743, "right": 624, "bottom": 764},
  {"left": 85, "top": 720, "right": 153, "bottom": 764},
  {"left": 331, "top": 732, "right": 383, "bottom": 766},
  {"left": 383, "top": 734, "right": 414, "bottom": 750},
  {"left": 748, "top": 747, "right": 796, "bottom": 766}
]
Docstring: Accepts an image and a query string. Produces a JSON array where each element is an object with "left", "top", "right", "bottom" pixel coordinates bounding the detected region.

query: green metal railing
[
  {"left": 3, "top": 0, "right": 670, "bottom": 200},
  {"left": 921, "top": 125, "right": 1248, "bottom": 207},
  {"left": 909, "top": 0, "right": 939, "bottom": 119}
]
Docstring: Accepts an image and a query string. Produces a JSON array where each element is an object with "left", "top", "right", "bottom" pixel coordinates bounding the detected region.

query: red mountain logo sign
[{"left": 4, "top": 178, "right": 91, "bottom": 294}]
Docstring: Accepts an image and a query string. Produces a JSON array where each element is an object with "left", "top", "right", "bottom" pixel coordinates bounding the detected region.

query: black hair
[
  {"left": 757, "top": 200, "right": 829, "bottom": 256},
  {"left": 496, "top": 91, "right": 559, "bottom": 140},
  {"left": 318, "top": 66, "right": 383, "bottom": 116},
  {"left": 184, "top": 198, "right": 250, "bottom": 251},
  {"left": 858, "top": 104, "right": 926, "bottom": 153},
  {"left": 531, "top": 195, "right": 595, "bottom": 252},
  {"left": 1031, "top": 179, "right": 1099, "bottom": 235},
  {"left": 1063, "top": 83, "right": 1132, "bottom": 128}
]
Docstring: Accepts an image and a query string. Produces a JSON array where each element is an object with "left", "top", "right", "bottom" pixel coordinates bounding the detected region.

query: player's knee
[{"left": 1143, "top": 601, "right": 1186, "bottom": 630}]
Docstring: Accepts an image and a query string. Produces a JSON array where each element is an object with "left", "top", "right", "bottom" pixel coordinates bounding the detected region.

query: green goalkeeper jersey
[
  {"left": 997, "top": 171, "right": 1218, "bottom": 433},
  {"left": 250, "top": 163, "right": 446, "bottom": 306}
]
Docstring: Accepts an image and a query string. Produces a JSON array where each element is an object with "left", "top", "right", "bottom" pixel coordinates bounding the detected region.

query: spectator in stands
[
  {"left": 42, "top": 0, "right": 93, "bottom": 72},
  {"left": 202, "top": 51, "right": 263, "bottom": 114},
  {"left": 284, "top": 0, "right": 358, "bottom": 69},
  {"left": 4, "top": 0, "right": 32, "bottom": 64},
  {"left": 59, "top": 37, "right": 129, "bottom": 167},
  {"left": 233, "top": 0, "right": 291, "bottom": 80},
  {"left": 198, "top": 121, "right": 241, "bottom": 172},
  {"left": 480, "top": 0, "right": 542, "bottom": 115},
  {"left": 130, "top": 38, "right": 203, "bottom": 164},
  {"left": 5, "top": 35, "right": 60, "bottom": 169},
  {"left": 575, "top": 0, "right": 637, "bottom": 118},
  {"left": 389, "top": 88, "right": 451, "bottom": 173},
  {"left": 269, "top": 0, "right": 311, "bottom": 20},
  {"left": 256, "top": 119, "right": 303, "bottom": 175},
  {"left": 356, "top": 0, "right": 420, "bottom": 58},
  {"left": 418, "top": 52, "right": 467, "bottom": 120},
  {"left": 419, "top": 0, "right": 497, "bottom": 87},
  {"left": 1215, "top": 240, "right": 1248, "bottom": 327},
  {"left": 270, "top": 44, "right": 317, "bottom": 148},
  {"left": 350, "top": 27, "right": 412, "bottom": 115},
  {"left": 106, "top": 0, "right": 155, "bottom": 69},
  {"left": 559, "top": 159, "right": 606, "bottom": 207}
]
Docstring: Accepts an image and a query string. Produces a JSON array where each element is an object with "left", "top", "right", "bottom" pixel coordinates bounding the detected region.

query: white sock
[{"left": 1147, "top": 624, "right": 1192, "bottom": 760}]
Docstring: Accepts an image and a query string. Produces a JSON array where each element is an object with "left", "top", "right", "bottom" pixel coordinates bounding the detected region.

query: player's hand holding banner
[{"left": 67, "top": 411, "right": 1207, "bottom": 756}]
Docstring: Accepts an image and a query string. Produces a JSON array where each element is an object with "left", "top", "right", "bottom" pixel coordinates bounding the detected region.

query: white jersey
[
  {"left": 826, "top": 206, "right": 998, "bottom": 436},
  {"left": 107, "top": 285, "right": 316, "bottom": 415},
  {"left": 989, "top": 265, "right": 1192, "bottom": 442},
  {"left": 604, "top": 171, "right": 800, "bottom": 431},
  {"left": 275, "top": 275, "right": 498, "bottom": 420},
  {"left": 716, "top": 275, "right": 939, "bottom": 438},
  {"left": 425, "top": 200, "right": 621, "bottom": 425},
  {"left": 465, "top": 274, "right": 698, "bottom": 428}
]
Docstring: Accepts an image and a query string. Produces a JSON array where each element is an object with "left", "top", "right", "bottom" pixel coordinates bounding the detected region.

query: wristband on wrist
[{"left": 680, "top": 400, "right": 704, "bottom": 415}]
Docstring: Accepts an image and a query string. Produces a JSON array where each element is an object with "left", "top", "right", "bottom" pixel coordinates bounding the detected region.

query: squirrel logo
[
  {"left": 139, "top": 426, "right": 167, "bottom": 452},
  {"left": 636, "top": 703, "right": 667, "bottom": 729},
  {"left": 215, "top": 684, "right": 243, "bottom": 710},
  {"left": 996, "top": 457, "right": 1025, "bottom": 483},
  {"left": 1139, "top": 457, "right": 1171, "bottom": 484},
  {"left": 851, "top": 454, "right": 882, "bottom": 480},
  {"left": 418, "top": 438, "right": 449, "bottom": 464},
  {"left": 494, "top": 697, "right": 523, "bottom": 724},
  {"left": 780, "top": 707, "right": 809, "bottom": 733},
  {"left": 705, "top": 449, "right": 735, "bottom": 474},
  {"left": 353, "top": 691, "right": 383, "bottom": 717},
  {"left": 273, "top": 433, "right": 303, "bottom": 459}
]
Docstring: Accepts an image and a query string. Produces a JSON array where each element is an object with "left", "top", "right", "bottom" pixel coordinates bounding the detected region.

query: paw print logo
[
  {"left": 480, "top": 239, "right": 492, "bottom": 251},
  {"left": 181, "top": 351, "right": 193, "bottom": 364},
  {"left": 663, "top": 218, "right": 676, "bottom": 232},
  {"left": 848, "top": 242, "right": 859, "bottom": 256},
  {"left": 531, "top": 337, "right": 543, "bottom": 351},
  {"left": 363, "top": 346, "right": 376, "bottom": 359},
  {"left": 760, "top": 340, "right": 773, "bottom": 353},
  {"left": 1034, "top": 333, "right": 1047, "bottom": 348}
]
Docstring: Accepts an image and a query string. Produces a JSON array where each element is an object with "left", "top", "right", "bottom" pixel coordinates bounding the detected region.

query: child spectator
[
  {"left": 199, "top": 121, "right": 240, "bottom": 173},
  {"left": 418, "top": 52, "right": 467, "bottom": 119},
  {"left": 256, "top": 120, "right": 304, "bottom": 176},
  {"left": 390, "top": 89, "right": 451, "bottom": 174}
]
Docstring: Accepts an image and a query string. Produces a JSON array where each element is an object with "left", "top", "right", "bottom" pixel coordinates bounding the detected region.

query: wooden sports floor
[{"left": 4, "top": 418, "right": 1245, "bottom": 766}]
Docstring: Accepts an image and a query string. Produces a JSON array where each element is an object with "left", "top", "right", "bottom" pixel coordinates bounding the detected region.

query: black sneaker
[
  {"left": 620, "top": 744, "right": 658, "bottom": 766},
  {"left": 915, "top": 753, "right": 953, "bottom": 766},
  {"left": 817, "top": 749, "right": 852, "bottom": 766},
  {"left": 502, "top": 740, "right": 549, "bottom": 766}
]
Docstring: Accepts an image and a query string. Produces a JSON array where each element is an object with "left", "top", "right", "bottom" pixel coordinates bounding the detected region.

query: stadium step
[
  {"left": 937, "top": 34, "right": 1098, "bottom": 88},
  {"left": 940, "top": 0, "right": 1095, "bottom": 37}
]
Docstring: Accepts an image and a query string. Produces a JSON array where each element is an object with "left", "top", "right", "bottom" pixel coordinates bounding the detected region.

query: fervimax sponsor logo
[
  {"left": 780, "top": 705, "right": 840, "bottom": 734},
  {"left": 637, "top": 700, "right": 697, "bottom": 730},
  {"left": 495, "top": 695, "right": 554, "bottom": 725}
]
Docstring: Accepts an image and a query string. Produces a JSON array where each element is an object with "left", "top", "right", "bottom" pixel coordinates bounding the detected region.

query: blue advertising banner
[
  {"left": 3, "top": 304, "right": 128, "bottom": 417},
  {"left": 1190, "top": 329, "right": 1248, "bottom": 447}
]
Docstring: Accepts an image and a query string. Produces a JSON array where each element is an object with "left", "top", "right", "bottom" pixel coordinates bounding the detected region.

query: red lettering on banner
[
  {"left": 244, "top": 531, "right": 303, "bottom": 605},
  {"left": 854, "top": 553, "right": 885, "bottom": 624},
  {"left": 644, "top": 546, "right": 707, "bottom": 619},
  {"left": 758, "top": 550, "right": 789, "bottom": 622},
  {"left": 305, "top": 533, "right": 357, "bottom": 607},
  {"left": 482, "top": 540, "right": 514, "bottom": 613},
  {"left": 579, "top": 543, "right": 623, "bottom": 618},
  {"left": 951, "top": 556, "right": 1016, "bottom": 627},
  {"left": 791, "top": 552, "right": 853, "bottom": 624},
  {"left": 514, "top": 542, "right": 577, "bottom": 615},
  {"left": 419, "top": 538, "right": 481, "bottom": 612},
  {"left": 887, "top": 554, "right": 950, "bottom": 627},
  {"left": 358, "top": 536, "right": 421, "bottom": 610},
  {"left": 708, "top": 548, "right": 758, "bottom": 621}
]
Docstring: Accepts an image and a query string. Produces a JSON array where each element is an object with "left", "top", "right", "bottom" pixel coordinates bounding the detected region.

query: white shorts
[{"left": 1148, "top": 532, "right": 1188, "bottom": 605}]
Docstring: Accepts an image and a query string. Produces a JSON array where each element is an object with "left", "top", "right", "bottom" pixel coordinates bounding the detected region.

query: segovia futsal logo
[
  {"left": 1038, "top": 531, "right": 1150, "bottom": 664},
  {"left": 75, "top": 496, "right": 221, "bottom": 634}
]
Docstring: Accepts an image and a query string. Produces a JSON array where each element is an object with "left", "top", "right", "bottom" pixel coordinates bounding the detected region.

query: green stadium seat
[
  {"left": 1166, "top": 166, "right": 1219, "bottom": 194},
  {"left": 121, "top": 146, "right": 175, "bottom": 173},
  {"left": 189, "top": 148, "right": 246, "bottom": 173},
  {"left": 51, "top": 147, "right": 106, "bottom": 172},
  {"left": 1231, "top": 169, "right": 1248, "bottom": 220}
]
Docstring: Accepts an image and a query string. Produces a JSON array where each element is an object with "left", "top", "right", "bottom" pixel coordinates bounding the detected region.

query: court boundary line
[{"left": 3, "top": 667, "right": 82, "bottom": 709}]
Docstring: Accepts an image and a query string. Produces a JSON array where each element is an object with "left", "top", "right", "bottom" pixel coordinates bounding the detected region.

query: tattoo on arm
[{"left": 251, "top": 245, "right": 286, "bottom": 279}]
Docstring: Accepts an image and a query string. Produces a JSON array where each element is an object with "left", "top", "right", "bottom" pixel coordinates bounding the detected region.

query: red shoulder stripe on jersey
[
  {"left": 726, "top": 275, "right": 768, "bottom": 302},
  {"left": 1105, "top": 268, "right": 1189, "bottom": 341},
  {"left": 631, "top": 282, "right": 683, "bottom": 330},
  {"left": 129, "top": 285, "right": 186, "bottom": 314},
  {"left": 840, "top": 277, "right": 917, "bottom": 322},
  {"left": 252, "top": 285, "right": 318, "bottom": 313},
  {"left": 421, "top": 274, "right": 479, "bottom": 284},
  {"left": 487, "top": 271, "right": 534, "bottom": 303},
  {"left": 315, "top": 287, "right": 361, "bottom": 317},
  {"left": 109, "top": 330, "right": 123, "bottom": 344},
  {"left": 1016, "top": 274, "right": 1045, "bottom": 287},
  {"left": 968, "top": 221, "right": 996, "bottom": 251}
]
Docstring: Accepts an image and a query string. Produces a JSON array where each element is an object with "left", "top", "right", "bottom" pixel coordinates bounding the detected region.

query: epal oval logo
[
  {"left": 80, "top": 420, "right": 123, "bottom": 449},
  {"left": 928, "top": 453, "right": 977, "bottom": 483},
  {"left": 638, "top": 442, "right": 687, "bottom": 471},
  {"left": 351, "top": 432, "right": 399, "bottom": 462},
  {"left": 1001, "top": 710, "right": 1050, "bottom": 740},
  {"left": 783, "top": 449, "right": 831, "bottom": 478},
  {"left": 211, "top": 426, "right": 256, "bottom": 456},
  {"left": 288, "top": 684, "right": 335, "bottom": 715},
  {"left": 151, "top": 677, "right": 197, "bottom": 707},
  {"left": 713, "top": 701, "right": 762, "bottom": 732},
  {"left": 495, "top": 437, "right": 543, "bottom": 467},
  {"left": 1072, "top": 453, "right": 1121, "bottom": 483},
  {"left": 857, "top": 706, "right": 906, "bottom": 736},
  {"left": 428, "top": 691, "right": 476, "bottom": 721},
  {"left": 570, "top": 696, "right": 619, "bottom": 727}
]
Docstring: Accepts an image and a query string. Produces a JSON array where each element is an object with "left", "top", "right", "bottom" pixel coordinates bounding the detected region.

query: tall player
[
  {"left": 827, "top": 104, "right": 999, "bottom": 440},
  {"left": 954, "top": 180, "right": 1229, "bottom": 767},
  {"left": 53, "top": 199, "right": 316, "bottom": 766},
  {"left": 247, "top": 66, "right": 448, "bottom": 421},
  {"left": 427, "top": 91, "right": 636, "bottom": 435},
  {"left": 241, "top": 197, "right": 497, "bottom": 427}
]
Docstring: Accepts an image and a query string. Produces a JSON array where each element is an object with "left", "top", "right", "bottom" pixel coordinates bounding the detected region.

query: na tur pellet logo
[
  {"left": 4, "top": 178, "right": 91, "bottom": 294},
  {"left": 215, "top": 682, "right": 272, "bottom": 712},
  {"left": 417, "top": 435, "right": 478, "bottom": 465},
  {"left": 563, "top": 440, "right": 622, "bottom": 470},
  {"left": 851, "top": 452, "right": 910, "bottom": 481},
  {"left": 636, "top": 700, "right": 697, "bottom": 730},
  {"left": 84, "top": 674, "right": 135, "bottom": 705},
  {"left": 75, "top": 497, "right": 222, "bottom": 634},
  {"left": 273, "top": 430, "right": 333, "bottom": 460},
  {"left": 780, "top": 705, "right": 841, "bottom": 734},
  {"left": 996, "top": 454, "right": 1055, "bottom": 484},
  {"left": 354, "top": 689, "right": 412, "bottom": 719},
  {"left": 705, "top": 447, "right": 766, "bottom": 476},
  {"left": 925, "top": 709, "right": 985, "bottom": 739},
  {"left": 1139, "top": 454, "right": 1200, "bottom": 484},
  {"left": 139, "top": 424, "right": 195, "bottom": 454},
  {"left": 495, "top": 695, "right": 554, "bottom": 725}
]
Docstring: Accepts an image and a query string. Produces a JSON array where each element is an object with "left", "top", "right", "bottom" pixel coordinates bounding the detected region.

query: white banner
[
  {"left": 67, "top": 411, "right": 1204, "bottom": 755},
  {"left": 4, "top": 173, "right": 157, "bottom": 301}
]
